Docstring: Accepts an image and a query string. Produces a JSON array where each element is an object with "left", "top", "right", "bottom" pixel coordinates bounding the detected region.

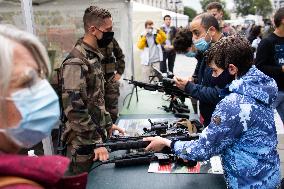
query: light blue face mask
[
  {"left": 1, "top": 79, "right": 60, "bottom": 148},
  {"left": 185, "top": 51, "right": 197, "bottom": 58},
  {"left": 193, "top": 29, "right": 212, "bottom": 52}
]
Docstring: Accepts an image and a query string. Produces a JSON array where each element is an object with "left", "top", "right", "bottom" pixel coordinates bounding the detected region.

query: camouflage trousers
[
  {"left": 104, "top": 73, "right": 120, "bottom": 123},
  {"left": 63, "top": 127, "right": 100, "bottom": 175},
  {"left": 66, "top": 145, "right": 94, "bottom": 175}
]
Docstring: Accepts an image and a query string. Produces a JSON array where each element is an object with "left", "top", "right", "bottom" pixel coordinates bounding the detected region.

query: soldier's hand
[
  {"left": 108, "top": 124, "right": 125, "bottom": 136},
  {"left": 94, "top": 147, "right": 109, "bottom": 161},
  {"left": 174, "top": 76, "right": 189, "bottom": 91},
  {"left": 113, "top": 73, "right": 121, "bottom": 81},
  {"left": 143, "top": 136, "right": 171, "bottom": 152}
]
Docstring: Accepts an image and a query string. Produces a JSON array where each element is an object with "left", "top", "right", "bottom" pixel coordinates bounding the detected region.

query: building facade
[
  {"left": 273, "top": 0, "right": 284, "bottom": 10},
  {"left": 134, "top": 0, "right": 184, "bottom": 14}
]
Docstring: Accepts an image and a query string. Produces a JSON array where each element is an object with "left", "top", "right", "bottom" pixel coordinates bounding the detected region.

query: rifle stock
[{"left": 76, "top": 133, "right": 199, "bottom": 155}]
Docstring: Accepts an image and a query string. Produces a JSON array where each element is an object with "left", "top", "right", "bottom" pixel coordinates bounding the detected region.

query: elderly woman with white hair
[{"left": 0, "top": 25, "right": 87, "bottom": 189}]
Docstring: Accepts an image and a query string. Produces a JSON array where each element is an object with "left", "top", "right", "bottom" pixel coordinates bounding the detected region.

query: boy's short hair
[{"left": 206, "top": 35, "right": 253, "bottom": 77}]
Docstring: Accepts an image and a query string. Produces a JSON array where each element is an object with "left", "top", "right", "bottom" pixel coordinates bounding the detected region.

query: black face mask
[
  {"left": 97, "top": 31, "right": 114, "bottom": 48},
  {"left": 211, "top": 69, "right": 234, "bottom": 88}
]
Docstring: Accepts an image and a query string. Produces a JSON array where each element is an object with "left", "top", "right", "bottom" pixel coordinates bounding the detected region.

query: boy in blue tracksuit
[{"left": 144, "top": 36, "right": 281, "bottom": 188}]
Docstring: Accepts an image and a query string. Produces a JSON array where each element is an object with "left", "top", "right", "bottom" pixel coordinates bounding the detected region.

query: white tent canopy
[
  {"left": 133, "top": 2, "right": 189, "bottom": 27},
  {"left": 132, "top": 2, "right": 188, "bottom": 81}
]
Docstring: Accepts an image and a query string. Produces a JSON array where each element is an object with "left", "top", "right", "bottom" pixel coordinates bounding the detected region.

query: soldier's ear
[{"left": 88, "top": 26, "right": 96, "bottom": 35}]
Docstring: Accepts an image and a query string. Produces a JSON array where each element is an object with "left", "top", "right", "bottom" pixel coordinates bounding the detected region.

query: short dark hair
[
  {"left": 145, "top": 20, "right": 154, "bottom": 28},
  {"left": 206, "top": 2, "right": 223, "bottom": 11},
  {"left": 164, "top": 15, "right": 171, "bottom": 20},
  {"left": 173, "top": 29, "right": 193, "bottom": 53},
  {"left": 83, "top": 6, "right": 112, "bottom": 32},
  {"left": 195, "top": 13, "right": 220, "bottom": 32},
  {"left": 250, "top": 25, "right": 262, "bottom": 37},
  {"left": 274, "top": 7, "right": 284, "bottom": 28},
  {"left": 206, "top": 35, "right": 253, "bottom": 77}
]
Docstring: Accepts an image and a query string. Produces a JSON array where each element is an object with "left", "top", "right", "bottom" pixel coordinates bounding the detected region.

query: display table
[
  {"left": 87, "top": 160, "right": 226, "bottom": 189},
  {"left": 87, "top": 90, "right": 227, "bottom": 189}
]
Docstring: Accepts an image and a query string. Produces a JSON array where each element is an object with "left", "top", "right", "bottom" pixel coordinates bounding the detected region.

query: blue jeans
[{"left": 274, "top": 91, "right": 284, "bottom": 123}]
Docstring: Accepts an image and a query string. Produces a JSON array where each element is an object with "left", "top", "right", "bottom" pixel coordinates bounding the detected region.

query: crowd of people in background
[
  {"left": 0, "top": 1, "right": 284, "bottom": 189},
  {"left": 140, "top": 2, "right": 284, "bottom": 188}
]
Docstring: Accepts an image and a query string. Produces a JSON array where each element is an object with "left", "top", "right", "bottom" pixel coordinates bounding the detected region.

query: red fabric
[
  {"left": 199, "top": 114, "right": 204, "bottom": 125},
  {"left": 1, "top": 184, "right": 41, "bottom": 189},
  {"left": 0, "top": 154, "right": 87, "bottom": 189}
]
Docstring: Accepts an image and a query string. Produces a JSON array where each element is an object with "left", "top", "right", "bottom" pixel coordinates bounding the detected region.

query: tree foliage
[
  {"left": 234, "top": 0, "right": 254, "bottom": 16},
  {"left": 184, "top": 6, "right": 197, "bottom": 21},
  {"left": 254, "top": 0, "right": 272, "bottom": 18},
  {"left": 234, "top": 0, "right": 272, "bottom": 17}
]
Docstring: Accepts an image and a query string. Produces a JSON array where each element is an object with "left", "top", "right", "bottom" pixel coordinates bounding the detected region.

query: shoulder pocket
[{"left": 61, "top": 58, "right": 87, "bottom": 91}]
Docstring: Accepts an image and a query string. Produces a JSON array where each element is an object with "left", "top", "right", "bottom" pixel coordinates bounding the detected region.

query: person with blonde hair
[{"left": 0, "top": 24, "right": 87, "bottom": 189}]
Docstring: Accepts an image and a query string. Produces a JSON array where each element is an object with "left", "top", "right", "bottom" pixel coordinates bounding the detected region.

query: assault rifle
[
  {"left": 143, "top": 119, "right": 169, "bottom": 135},
  {"left": 90, "top": 151, "right": 197, "bottom": 171},
  {"left": 52, "top": 68, "right": 67, "bottom": 156},
  {"left": 124, "top": 77, "right": 190, "bottom": 99},
  {"left": 75, "top": 132, "right": 199, "bottom": 156},
  {"left": 124, "top": 78, "right": 191, "bottom": 117}
]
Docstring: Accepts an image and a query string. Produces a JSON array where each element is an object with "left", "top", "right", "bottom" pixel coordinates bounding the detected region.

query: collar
[
  {"left": 162, "top": 24, "right": 170, "bottom": 29},
  {"left": 219, "top": 86, "right": 231, "bottom": 98},
  {"left": 76, "top": 38, "right": 104, "bottom": 61}
]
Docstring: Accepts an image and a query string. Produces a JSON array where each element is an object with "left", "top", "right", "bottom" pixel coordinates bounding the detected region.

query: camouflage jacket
[
  {"left": 60, "top": 39, "right": 112, "bottom": 146},
  {"left": 99, "top": 38, "right": 125, "bottom": 75}
]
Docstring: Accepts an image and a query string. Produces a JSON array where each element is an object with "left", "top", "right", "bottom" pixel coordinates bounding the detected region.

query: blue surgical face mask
[
  {"left": 185, "top": 51, "right": 196, "bottom": 57},
  {"left": 193, "top": 29, "right": 212, "bottom": 52},
  {"left": 0, "top": 79, "right": 60, "bottom": 148}
]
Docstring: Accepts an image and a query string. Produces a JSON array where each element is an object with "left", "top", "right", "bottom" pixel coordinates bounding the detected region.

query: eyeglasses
[{"left": 10, "top": 68, "right": 41, "bottom": 90}]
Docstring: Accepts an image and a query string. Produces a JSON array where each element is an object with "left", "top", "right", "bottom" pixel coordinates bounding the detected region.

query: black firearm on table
[
  {"left": 75, "top": 133, "right": 199, "bottom": 156},
  {"left": 89, "top": 151, "right": 197, "bottom": 171},
  {"left": 75, "top": 118, "right": 203, "bottom": 155},
  {"left": 124, "top": 77, "right": 191, "bottom": 116}
]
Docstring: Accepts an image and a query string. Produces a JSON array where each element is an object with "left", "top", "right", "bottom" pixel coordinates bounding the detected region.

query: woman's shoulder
[{"left": 0, "top": 154, "right": 69, "bottom": 186}]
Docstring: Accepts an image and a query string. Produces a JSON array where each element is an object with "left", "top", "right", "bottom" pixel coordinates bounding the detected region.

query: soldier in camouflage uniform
[
  {"left": 59, "top": 6, "right": 124, "bottom": 175},
  {"left": 99, "top": 38, "right": 125, "bottom": 123}
]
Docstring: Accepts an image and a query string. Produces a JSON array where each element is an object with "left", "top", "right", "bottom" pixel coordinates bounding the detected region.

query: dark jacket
[
  {"left": 255, "top": 33, "right": 284, "bottom": 91},
  {"left": 185, "top": 54, "right": 229, "bottom": 126}
]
